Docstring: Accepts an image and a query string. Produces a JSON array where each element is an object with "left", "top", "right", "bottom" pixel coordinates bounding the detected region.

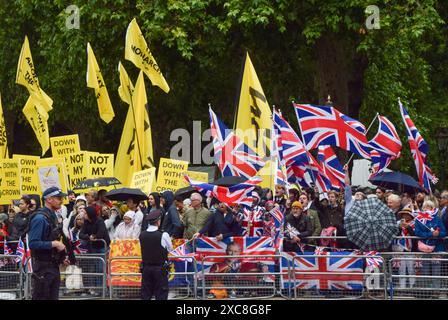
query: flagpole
[
  {"left": 271, "top": 105, "right": 276, "bottom": 191},
  {"left": 345, "top": 112, "right": 380, "bottom": 166},
  {"left": 128, "top": 81, "right": 144, "bottom": 170}
]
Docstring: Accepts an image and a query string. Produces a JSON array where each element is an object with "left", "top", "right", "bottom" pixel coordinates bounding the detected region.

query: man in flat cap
[{"left": 139, "top": 209, "right": 173, "bottom": 300}]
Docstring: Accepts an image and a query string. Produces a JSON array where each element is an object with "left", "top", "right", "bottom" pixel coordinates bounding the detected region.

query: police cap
[
  {"left": 43, "top": 186, "right": 67, "bottom": 199},
  {"left": 146, "top": 209, "right": 161, "bottom": 223}
]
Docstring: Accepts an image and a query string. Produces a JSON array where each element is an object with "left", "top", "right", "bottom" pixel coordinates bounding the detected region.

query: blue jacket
[
  {"left": 28, "top": 207, "right": 57, "bottom": 250},
  {"left": 414, "top": 215, "right": 447, "bottom": 252},
  {"left": 199, "top": 210, "right": 237, "bottom": 238}
]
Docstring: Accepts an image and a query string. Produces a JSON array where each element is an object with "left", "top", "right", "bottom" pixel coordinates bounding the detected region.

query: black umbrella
[
  {"left": 73, "top": 177, "right": 121, "bottom": 191},
  {"left": 105, "top": 187, "right": 148, "bottom": 202},
  {"left": 174, "top": 186, "right": 196, "bottom": 199},
  {"left": 212, "top": 176, "right": 246, "bottom": 186},
  {"left": 369, "top": 171, "right": 424, "bottom": 194}
]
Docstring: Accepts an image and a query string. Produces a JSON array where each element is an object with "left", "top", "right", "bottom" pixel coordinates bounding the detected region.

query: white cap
[
  {"left": 319, "top": 193, "right": 329, "bottom": 201},
  {"left": 76, "top": 195, "right": 87, "bottom": 203},
  {"left": 183, "top": 198, "right": 192, "bottom": 206},
  {"left": 124, "top": 210, "right": 135, "bottom": 220}
]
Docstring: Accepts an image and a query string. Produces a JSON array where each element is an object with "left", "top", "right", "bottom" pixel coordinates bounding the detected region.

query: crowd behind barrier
[{"left": 1, "top": 236, "right": 448, "bottom": 300}]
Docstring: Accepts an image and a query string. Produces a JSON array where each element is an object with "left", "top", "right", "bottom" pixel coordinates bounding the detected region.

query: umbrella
[
  {"left": 368, "top": 171, "right": 423, "bottom": 194},
  {"left": 174, "top": 186, "right": 196, "bottom": 199},
  {"left": 212, "top": 176, "right": 246, "bottom": 186},
  {"left": 344, "top": 197, "right": 398, "bottom": 251},
  {"left": 105, "top": 187, "right": 148, "bottom": 202},
  {"left": 73, "top": 177, "right": 121, "bottom": 191}
]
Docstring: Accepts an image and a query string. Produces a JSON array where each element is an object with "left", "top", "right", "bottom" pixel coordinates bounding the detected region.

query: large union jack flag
[
  {"left": 281, "top": 251, "right": 364, "bottom": 290},
  {"left": 414, "top": 208, "right": 437, "bottom": 225},
  {"left": 317, "top": 146, "right": 345, "bottom": 190},
  {"left": 209, "top": 107, "right": 265, "bottom": 179},
  {"left": 293, "top": 103, "right": 371, "bottom": 159},
  {"left": 369, "top": 115, "right": 402, "bottom": 158},
  {"left": 184, "top": 175, "right": 261, "bottom": 207},
  {"left": 399, "top": 100, "right": 437, "bottom": 191},
  {"left": 369, "top": 150, "right": 393, "bottom": 178},
  {"left": 306, "top": 151, "right": 332, "bottom": 193},
  {"left": 196, "top": 236, "right": 276, "bottom": 273}
]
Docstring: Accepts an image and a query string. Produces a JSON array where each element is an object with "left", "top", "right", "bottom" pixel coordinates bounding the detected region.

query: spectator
[
  {"left": 314, "top": 190, "right": 344, "bottom": 230},
  {"left": 182, "top": 193, "right": 212, "bottom": 240},
  {"left": 375, "top": 187, "right": 387, "bottom": 203},
  {"left": 97, "top": 189, "right": 112, "bottom": 208},
  {"left": 0, "top": 213, "right": 9, "bottom": 254},
  {"left": 193, "top": 202, "right": 238, "bottom": 241},
  {"left": 85, "top": 189, "right": 98, "bottom": 208},
  {"left": 440, "top": 190, "right": 448, "bottom": 249},
  {"left": 415, "top": 191, "right": 427, "bottom": 210},
  {"left": 115, "top": 211, "right": 141, "bottom": 240},
  {"left": 183, "top": 198, "right": 192, "bottom": 211},
  {"left": 283, "top": 201, "right": 312, "bottom": 252},
  {"left": 387, "top": 194, "right": 403, "bottom": 219},
  {"left": 414, "top": 200, "right": 447, "bottom": 297},
  {"left": 391, "top": 208, "right": 417, "bottom": 289},
  {"left": 286, "top": 188, "right": 300, "bottom": 215},
  {"left": 75, "top": 195, "right": 87, "bottom": 208},
  {"left": 161, "top": 191, "right": 183, "bottom": 238},
  {"left": 63, "top": 203, "right": 87, "bottom": 238},
  {"left": 298, "top": 195, "right": 322, "bottom": 241},
  {"left": 174, "top": 196, "right": 187, "bottom": 222},
  {"left": 68, "top": 212, "right": 88, "bottom": 254},
  {"left": 401, "top": 192, "right": 413, "bottom": 209},
  {"left": 28, "top": 195, "right": 41, "bottom": 213},
  {"left": 274, "top": 184, "right": 287, "bottom": 213}
]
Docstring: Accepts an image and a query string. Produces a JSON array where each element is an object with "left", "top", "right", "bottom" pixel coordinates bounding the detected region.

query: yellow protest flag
[
  {"left": 118, "top": 62, "right": 134, "bottom": 105},
  {"left": 115, "top": 68, "right": 154, "bottom": 187},
  {"left": 234, "top": 52, "right": 274, "bottom": 189},
  {"left": 125, "top": 18, "right": 170, "bottom": 93},
  {"left": 22, "top": 96, "right": 50, "bottom": 156},
  {"left": 15, "top": 36, "right": 53, "bottom": 112},
  {"left": 0, "top": 94, "right": 8, "bottom": 159},
  {"left": 86, "top": 42, "right": 115, "bottom": 124}
]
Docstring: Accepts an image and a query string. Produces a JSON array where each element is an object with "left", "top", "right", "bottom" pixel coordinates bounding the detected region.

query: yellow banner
[
  {"left": 12, "top": 154, "right": 41, "bottom": 195},
  {"left": 179, "top": 170, "right": 208, "bottom": 188},
  {"left": 38, "top": 157, "right": 69, "bottom": 196},
  {"left": 115, "top": 66, "right": 154, "bottom": 187},
  {"left": 22, "top": 96, "right": 50, "bottom": 156},
  {"left": 0, "top": 94, "right": 7, "bottom": 159},
  {"left": 87, "top": 152, "right": 114, "bottom": 178},
  {"left": 15, "top": 36, "right": 53, "bottom": 112},
  {"left": 125, "top": 18, "right": 170, "bottom": 93},
  {"left": 234, "top": 53, "right": 273, "bottom": 189},
  {"left": 0, "top": 159, "right": 21, "bottom": 205},
  {"left": 155, "top": 158, "right": 188, "bottom": 193},
  {"left": 86, "top": 42, "right": 115, "bottom": 123},
  {"left": 130, "top": 167, "right": 156, "bottom": 195},
  {"left": 67, "top": 151, "right": 88, "bottom": 190},
  {"left": 50, "top": 134, "right": 81, "bottom": 158}
]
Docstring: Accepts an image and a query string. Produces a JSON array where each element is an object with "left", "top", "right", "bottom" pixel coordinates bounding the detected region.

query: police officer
[
  {"left": 28, "top": 187, "right": 75, "bottom": 300},
  {"left": 139, "top": 209, "right": 173, "bottom": 300}
]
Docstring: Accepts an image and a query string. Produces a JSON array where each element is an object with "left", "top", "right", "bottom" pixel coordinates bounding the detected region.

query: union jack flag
[
  {"left": 272, "top": 109, "right": 310, "bottom": 186},
  {"left": 394, "top": 220, "right": 415, "bottom": 252},
  {"left": 293, "top": 103, "right": 371, "bottom": 159},
  {"left": 209, "top": 107, "right": 265, "bottom": 179},
  {"left": 414, "top": 209, "right": 437, "bottom": 225},
  {"left": 185, "top": 174, "right": 261, "bottom": 207},
  {"left": 314, "top": 247, "right": 326, "bottom": 255},
  {"left": 399, "top": 100, "right": 437, "bottom": 191},
  {"left": 364, "top": 251, "right": 383, "bottom": 270},
  {"left": 369, "top": 150, "right": 393, "bottom": 178},
  {"left": 317, "top": 146, "right": 345, "bottom": 190},
  {"left": 16, "top": 237, "right": 32, "bottom": 271},
  {"left": 241, "top": 207, "right": 265, "bottom": 237},
  {"left": 369, "top": 115, "right": 402, "bottom": 158},
  {"left": 281, "top": 251, "right": 364, "bottom": 290},
  {"left": 306, "top": 151, "right": 332, "bottom": 193},
  {"left": 268, "top": 207, "right": 285, "bottom": 250},
  {"left": 169, "top": 241, "right": 195, "bottom": 262},
  {"left": 195, "top": 236, "right": 276, "bottom": 273},
  {"left": 3, "top": 239, "right": 14, "bottom": 256}
]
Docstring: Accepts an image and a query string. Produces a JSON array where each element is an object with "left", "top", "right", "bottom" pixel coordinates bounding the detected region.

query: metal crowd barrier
[
  {"left": 200, "top": 255, "right": 289, "bottom": 300},
  {"left": 23, "top": 255, "right": 107, "bottom": 300},
  {"left": 288, "top": 254, "right": 387, "bottom": 300},
  {"left": 108, "top": 256, "right": 198, "bottom": 300},
  {"left": 0, "top": 254, "right": 23, "bottom": 300}
]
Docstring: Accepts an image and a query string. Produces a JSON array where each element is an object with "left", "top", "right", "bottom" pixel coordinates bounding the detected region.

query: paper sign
[
  {"left": 130, "top": 168, "right": 156, "bottom": 195},
  {"left": 12, "top": 154, "right": 41, "bottom": 195},
  {"left": 87, "top": 152, "right": 114, "bottom": 178},
  {"left": 0, "top": 159, "right": 21, "bottom": 204},
  {"left": 154, "top": 158, "right": 188, "bottom": 193}
]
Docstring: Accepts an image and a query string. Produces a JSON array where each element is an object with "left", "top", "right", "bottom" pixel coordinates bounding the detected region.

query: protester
[
  {"left": 63, "top": 203, "right": 87, "bottom": 238},
  {"left": 114, "top": 211, "right": 141, "bottom": 240},
  {"left": 182, "top": 193, "right": 212, "bottom": 240},
  {"left": 161, "top": 191, "right": 183, "bottom": 238},
  {"left": 142, "top": 192, "right": 163, "bottom": 231},
  {"left": 66, "top": 190, "right": 76, "bottom": 215},
  {"left": 85, "top": 189, "right": 98, "bottom": 208},
  {"left": 125, "top": 197, "right": 144, "bottom": 228},
  {"left": 0, "top": 213, "right": 9, "bottom": 254},
  {"left": 183, "top": 198, "right": 192, "bottom": 211},
  {"left": 75, "top": 195, "right": 87, "bottom": 207},
  {"left": 103, "top": 206, "right": 121, "bottom": 240},
  {"left": 283, "top": 201, "right": 312, "bottom": 252},
  {"left": 97, "top": 189, "right": 113, "bottom": 208},
  {"left": 414, "top": 200, "right": 447, "bottom": 297},
  {"left": 174, "top": 196, "right": 187, "bottom": 224},
  {"left": 12, "top": 195, "right": 32, "bottom": 241},
  {"left": 28, "top": 195, "right": 41, "bottom": 213}
]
